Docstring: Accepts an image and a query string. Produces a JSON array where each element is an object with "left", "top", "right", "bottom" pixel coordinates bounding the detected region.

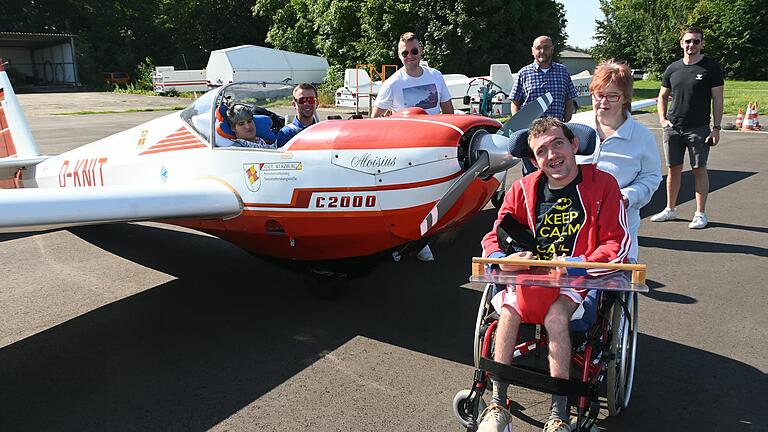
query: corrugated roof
[
  {"left": 560, "top": 49, "right": 593, "bottom": 59},
  {"left": 0, "top": 32, "right": 75, "bottom": 49}
]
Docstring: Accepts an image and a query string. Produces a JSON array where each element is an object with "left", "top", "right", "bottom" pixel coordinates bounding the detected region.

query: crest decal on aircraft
[{"left": 244, "top": 163, "right": 262, "bottom": 192}]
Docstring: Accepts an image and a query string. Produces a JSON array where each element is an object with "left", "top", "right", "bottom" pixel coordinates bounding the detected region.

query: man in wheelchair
[{"left": 477, "top": 118, "right": 629, "bottom": 432}]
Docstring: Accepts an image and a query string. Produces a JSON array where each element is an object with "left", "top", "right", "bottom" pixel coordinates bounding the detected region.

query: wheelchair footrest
[{"left": 479, "top": 357, "right": 596, "bottom": 397}]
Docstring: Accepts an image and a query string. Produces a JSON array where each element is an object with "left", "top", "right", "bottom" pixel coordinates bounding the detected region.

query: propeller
[
  {"left": 418, "top": 92, "right": 553, "bottom": 236},
  {"left": 497, "top": 92, "right": 553, "bottom": 137}
]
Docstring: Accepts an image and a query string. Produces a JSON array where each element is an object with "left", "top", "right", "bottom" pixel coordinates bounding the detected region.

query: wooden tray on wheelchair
[{"left": 470, "top": 257, "right": 649, "bottom": 293}]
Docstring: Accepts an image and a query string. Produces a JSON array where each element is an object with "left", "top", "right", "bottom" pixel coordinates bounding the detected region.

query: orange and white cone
[
  {"left": 741, "top": 103, "right": 755, "bottom": 131},
  {"left": 735, "top": 108, "right": 744, "bottom": 129}
]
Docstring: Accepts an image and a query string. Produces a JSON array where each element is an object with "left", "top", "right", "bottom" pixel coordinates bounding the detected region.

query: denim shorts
[{"left": 662, "top": 125, "right": 711, "bottom": 168}]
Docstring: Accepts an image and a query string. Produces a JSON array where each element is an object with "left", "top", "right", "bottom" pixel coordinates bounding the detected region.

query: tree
[
  {"left": 690, "top": 0, "right": 768, "bottom": 79},
  {"left": 593, "top": 0, "right": 767, "bottom": 79},
  {"left": 255, "top": 0, "right": 567, "bottom": 82}
]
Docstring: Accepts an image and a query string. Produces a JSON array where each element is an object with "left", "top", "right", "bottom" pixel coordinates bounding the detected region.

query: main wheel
[
  {"left": 452, "top": 389, "right": 487, "bottom": 428},
  {"left": 474, "top": 284, "right": 495, "bottom": 368},
  {"left": 303, "top": 271, "right": 350, "bottom": 300},
  {"left": 606, "top": 291, "right": 638, "bottom": 416}
]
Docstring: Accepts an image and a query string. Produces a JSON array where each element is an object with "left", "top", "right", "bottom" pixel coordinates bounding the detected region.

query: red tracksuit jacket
[{"left": 481, "top": 164, "right": 630, "bottom": 277}]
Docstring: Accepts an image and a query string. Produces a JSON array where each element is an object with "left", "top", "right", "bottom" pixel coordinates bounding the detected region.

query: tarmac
[{"left": 1, "top": 92, "right": 766, "bottom": 431}]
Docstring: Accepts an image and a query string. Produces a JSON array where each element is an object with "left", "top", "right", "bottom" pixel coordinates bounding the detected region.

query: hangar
[{"left": 0, "top": 32, "right": 79, "bottom": 86}]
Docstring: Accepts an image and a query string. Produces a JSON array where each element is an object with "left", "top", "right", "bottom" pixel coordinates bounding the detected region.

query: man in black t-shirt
[{"left": 653, "top": 26, "right": 724, "bottom": 229}]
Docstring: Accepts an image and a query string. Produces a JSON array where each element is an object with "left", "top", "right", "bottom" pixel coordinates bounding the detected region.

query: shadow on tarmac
[
  {"left": 642, "top": 279, "right": 697, "bottom": 304},
  {"left": 0, "top": 211, "right": 494, "bottom": 431},
  {"left": 600, "top": 334, "right": 766, "bottom": 431},
  {"left": 639, "top": 236, "right": 768, "bottom": 258},
  {"left": 1, "top": 207, "right": 766, "bottom": 431},
  {"left": 640, "top": 169, "right": 756, "bottom": 219}
]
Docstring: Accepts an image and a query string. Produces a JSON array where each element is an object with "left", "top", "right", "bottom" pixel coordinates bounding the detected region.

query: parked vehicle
[{"left": 103, "top": 72, "right": 130, "bottom": 85}]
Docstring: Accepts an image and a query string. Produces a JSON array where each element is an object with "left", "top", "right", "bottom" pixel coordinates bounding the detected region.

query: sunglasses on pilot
[
  {"left": 591, "top": 92, "right": 621, "bottom": 102},
  {"left": 400, "top": 48, "right": 419, "bottom": 57},
  {"left": 684, "top": 39, "right": 701, "bottom": 45},
  {"left": 294, "top": 96, "right": 316, "bottom": 105}
]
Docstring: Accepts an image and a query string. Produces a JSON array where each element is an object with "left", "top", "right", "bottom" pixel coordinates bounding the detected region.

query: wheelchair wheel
[
  {"left": 606, "top": 291, "right": 638, "bottom": 416},
  {"left": 452, "top": 389, "right": 487, "bottom": 428},
  {"left": 474, "top": 283, "right": 495, "bottom": 368}
]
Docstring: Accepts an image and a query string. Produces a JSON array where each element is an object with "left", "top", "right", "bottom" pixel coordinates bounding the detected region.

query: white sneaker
[
  {"left": 416, "top": 244, "right": 434, "bottom": 262},
  {"left": 543, "top": 418, "right": 571, "bottom": 432},
  {"left": 477, "top": 403, "right": 513, "bottom": 432},
  {"left": 688, "top": 212, "right": 708, "bottom": 229},
  {"left": 650, "top": 207, "right": 677, "bottom": 222}
]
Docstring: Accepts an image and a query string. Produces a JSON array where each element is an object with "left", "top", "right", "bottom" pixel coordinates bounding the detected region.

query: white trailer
[
  {"left": 152, "top": 66, "right": 208, "bottom": 93},
  {"left": 205, "top": 45, "right": 328, "bottom": 87}
]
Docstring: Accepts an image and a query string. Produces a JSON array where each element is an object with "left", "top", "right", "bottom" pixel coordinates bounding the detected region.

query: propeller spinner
[{"left": 418, "top": 92, "right": 553, "bottom": 236}]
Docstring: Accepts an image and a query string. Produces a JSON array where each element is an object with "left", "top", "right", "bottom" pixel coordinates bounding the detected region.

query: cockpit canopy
[{"left": 181, "top": 82, "right": 294, "bottom": 145}]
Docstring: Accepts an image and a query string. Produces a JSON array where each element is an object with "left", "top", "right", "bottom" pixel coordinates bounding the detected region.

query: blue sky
[{"left": 558, "top": 0, "right": 604, "bottom": 49}]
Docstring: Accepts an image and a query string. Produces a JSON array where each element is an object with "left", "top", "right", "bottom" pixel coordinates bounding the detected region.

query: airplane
[
  {"left": 335, "top": 63, "right": 594, "bottom": 113},
  {"left": 0, "top": 61, "right": 556, "bottom": 293}
]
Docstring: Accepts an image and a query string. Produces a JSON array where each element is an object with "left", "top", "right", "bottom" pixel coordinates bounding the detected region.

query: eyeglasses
[
  {"left": 684, "top": 39, "right": 701, "bottom": 45},
  {"left": 295, "top": 96, "right": 316, "bottom": 105},
  {"left": 400, "top": 48, "right": 419, "bottom": 57},
  {"left": 591, "top": 92, "right": 621, "bottom": 102}
]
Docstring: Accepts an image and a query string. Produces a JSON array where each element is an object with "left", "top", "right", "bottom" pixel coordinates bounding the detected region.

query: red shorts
[{"left": 491, "top": 285, "right": 586, "bottom": 324}]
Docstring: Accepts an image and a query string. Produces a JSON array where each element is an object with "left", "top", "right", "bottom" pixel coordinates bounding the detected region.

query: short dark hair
[
  {"left": 227, "top": 104, "right": 254, "bottom": 128},
  {"left": 682, "top": 26, "right": 704, "bottom": 39},
  {"left": 527, "top": 117, "right": 575, "bottom": 152},
  {"left": 399, "top": 32, "right": 420, "bottom": 45},
  {"left": 293, "top": 82, "right": 317, "bottom": 98}
]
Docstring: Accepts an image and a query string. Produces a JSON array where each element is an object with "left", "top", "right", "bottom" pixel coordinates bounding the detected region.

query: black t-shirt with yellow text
[{"left": 534, "top": 169, "right": 585, "bottom": 260}]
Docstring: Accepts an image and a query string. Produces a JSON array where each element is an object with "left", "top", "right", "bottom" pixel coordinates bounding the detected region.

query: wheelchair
[{"left": 452, "top": 257, "right": 647, "bottom": 431}]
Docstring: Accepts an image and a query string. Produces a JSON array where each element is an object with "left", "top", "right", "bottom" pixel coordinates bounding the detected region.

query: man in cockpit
[{"left": 276, "top": 83, "right": 319, "bottom": 147}]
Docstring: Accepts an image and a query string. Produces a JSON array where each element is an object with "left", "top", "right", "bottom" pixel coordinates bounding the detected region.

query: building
[
  {"left": 559, "top": 49, "right": 596, "bottom": 75},
  {"left": 0, "top": 32, "right": 79, "bottom": 86}
]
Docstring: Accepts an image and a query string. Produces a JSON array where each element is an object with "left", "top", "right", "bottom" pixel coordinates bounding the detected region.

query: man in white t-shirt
[{"left": 371, "top": 32, "right": 454, "bottom": 117}]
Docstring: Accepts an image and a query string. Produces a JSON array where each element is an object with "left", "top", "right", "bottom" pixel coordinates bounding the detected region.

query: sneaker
[
  {"left": 688, "top": 212, "right": 708, "bottom": 229},
  {"left": 416, "top": 244, "right": 434, "bottom": 262},
  {"left": 650, "top": 207, "right": 677, "bottom": 222},
  {"left": 477, "top": 403, "right": 513, "bottom": 432},
  {"left": 543, "top": 418, "right": 571, "bottom": 432}
]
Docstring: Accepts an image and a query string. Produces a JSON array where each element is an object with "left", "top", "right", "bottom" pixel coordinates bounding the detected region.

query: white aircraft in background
[{"left": 335, "top": 63, "right": 593, "bottom": 114}]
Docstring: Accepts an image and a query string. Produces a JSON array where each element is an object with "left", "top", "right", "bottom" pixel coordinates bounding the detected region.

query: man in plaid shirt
[{"left": 511, "top": 35, "right": 578, "bottom": 174}]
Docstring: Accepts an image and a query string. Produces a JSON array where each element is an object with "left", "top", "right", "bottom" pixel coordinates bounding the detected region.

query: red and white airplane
[{"left": 0, "top": 63, "right": 555, "bottom": 277}]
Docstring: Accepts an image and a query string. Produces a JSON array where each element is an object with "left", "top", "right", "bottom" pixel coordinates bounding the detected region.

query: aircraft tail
[{"left": 0, "top": 59, "right": 42, "bottom": 159}]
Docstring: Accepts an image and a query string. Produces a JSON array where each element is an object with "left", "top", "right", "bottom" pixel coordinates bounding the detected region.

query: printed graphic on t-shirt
[
  {"left": 403, "top": 83, "right": 439, "bottom": 110},
  {"left": 535, "top": 194, "right": 585, "bottom": 260}
]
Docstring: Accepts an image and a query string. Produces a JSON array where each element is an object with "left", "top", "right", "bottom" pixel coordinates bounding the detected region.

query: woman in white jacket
[{"left": 573, "top": 60, "right": 662, "bottom": 261}]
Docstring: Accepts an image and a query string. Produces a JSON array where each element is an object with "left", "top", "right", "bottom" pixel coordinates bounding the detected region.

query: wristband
[{"left": 712, "top": 125, "right": 721, "bottom": 130}]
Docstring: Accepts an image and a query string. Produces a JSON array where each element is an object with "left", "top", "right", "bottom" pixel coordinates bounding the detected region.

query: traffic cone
[
  {"left": 735, "top": 108, "right": 744, "bottom": 129},
  {"left": 741, "top": 103, "right": 754, "bottom": 131},
  {"left": 753, "top": 103, "right": 761, "bottom": 130}
]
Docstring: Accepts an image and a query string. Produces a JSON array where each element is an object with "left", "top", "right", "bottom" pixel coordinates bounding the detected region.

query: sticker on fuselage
[
  {"left": 58, "top": 158, "right": 108, "bottom": 187},
  {"left": 244, "top": 163, "right": 262, "bottom": 192},
  {"left": 244, "top": 162, "right": 302, "bottom": 192}
]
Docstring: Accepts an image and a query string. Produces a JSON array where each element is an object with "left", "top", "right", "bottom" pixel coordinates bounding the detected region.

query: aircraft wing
[
  {"left": 570, "top": 98, "right": 658, "bottom": 123},
  {"left": 0, "top": 155, "right": 50, "bottom": 178},
  {"left": 0, "top": 178, "right": 243, "bottom": 233}
]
